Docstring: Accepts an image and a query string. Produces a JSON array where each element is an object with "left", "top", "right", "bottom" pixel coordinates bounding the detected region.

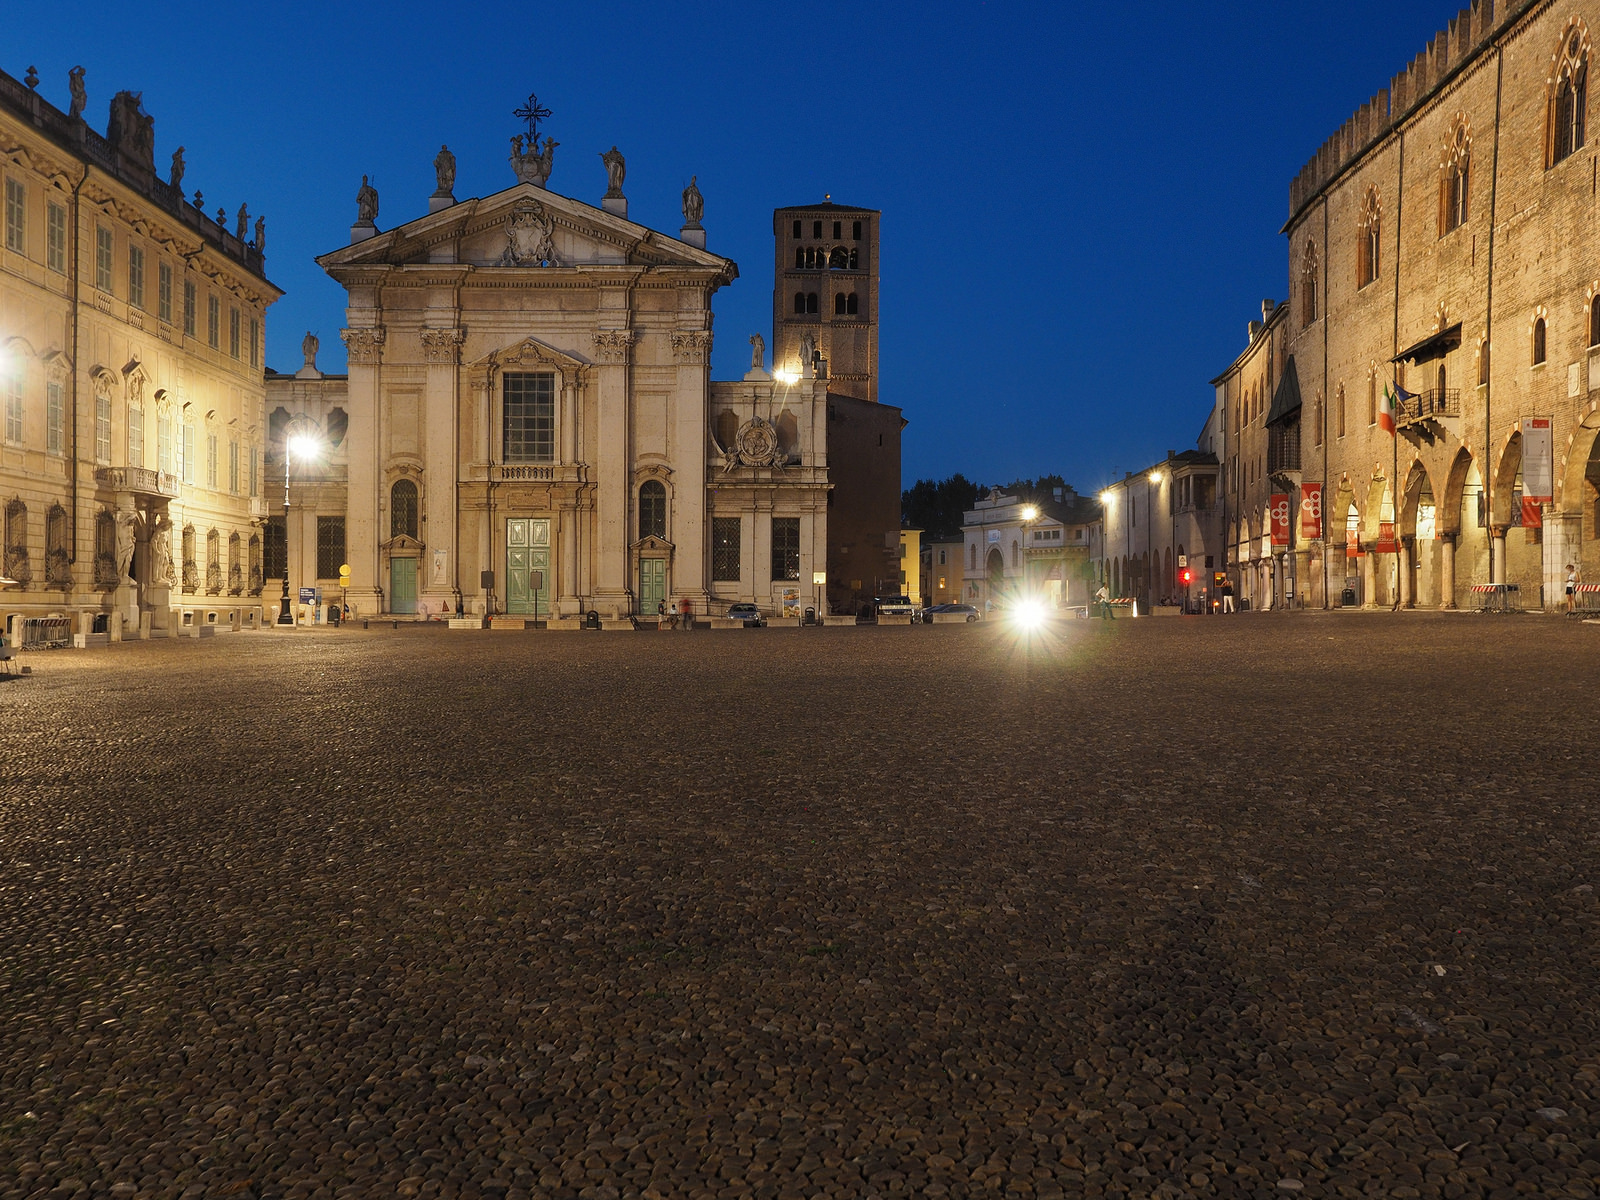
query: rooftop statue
[
  {"left": 235, "top": 203, "right": 249, "bottom": 241},
  {"left": 169, "top": 146, "right": 185, "bottom": 190},
  {"left": 601, "top": 146, "right": 625, "bottom": 199},
  {"left": 355, "top": 175, "right": 378, "bottom": 225},
  {"left": 68, "top": 66, "right": 86, "bottom": 119},
  {"left": 434, "top": 144, "right": 456, "bottom": 196},
  {"left": 682, "top": 176, "right": 704, "bottom": 229},
  {"left": 511, "top": 134, "right": 558, "bottom": 188}
]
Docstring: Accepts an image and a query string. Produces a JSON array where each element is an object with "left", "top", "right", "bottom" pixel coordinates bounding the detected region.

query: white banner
[{"left": 1521, "top": 417, "right": 1552, "bottom": 527}]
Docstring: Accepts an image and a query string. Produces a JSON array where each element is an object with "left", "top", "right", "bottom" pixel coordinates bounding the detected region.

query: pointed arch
[
  {"left": 1300, "top": 240, "right": 1319, "bottom": 326},
  {"left": 1357, "top": 185, "right": 1382, "bottom": 286},
  {"left": 1439, "top": 115, "right": 1471, "bottom": 234},
  {"left": 1548, "top": 19, "right": 1590, "bottom": 167}
]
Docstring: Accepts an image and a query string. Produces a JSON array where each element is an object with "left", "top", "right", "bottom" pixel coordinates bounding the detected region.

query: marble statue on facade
[
  {"left": 68, "top": 66, "right": 86, "bottom": 119},
  {"left": 150, "top": 517, "right": 173, "bottom": 588},
  {"left": 434, "top": 144, "right": 456, "bottom": 196},
  {"left": 115, "top": 511, "right": 136, "bottom": 582},
  {"left": 355, "top": 175, "right": 379, "bottom": 226},
  {"left": 169, "top": 146, "right": 185, "bottom": 190},
  {"left": 601, "top": 146, "right": 626, "bottom": 198},
  {"left": 799, "top": 333, "right": 816, "bottom": 375},
  {"left": 749, "top": 333, "right": 765, "bottom": 374},
  {"left": 235, "top": 203, "right": 249, "bottom": 241},
  {"left": 302, "top": 331, "right": 319, "bottom": 371},
  {"left": 108, "top": 91, "right": 156, "bottom": 167},
  {"left": 682, "top": 176, "right": 704, "bottom": 229},
  {"left": 254, "top": 216, "right": 265, "bottom": 253},
  {"left": 510, "top": 135, "right": 558, "bottom": 188}
]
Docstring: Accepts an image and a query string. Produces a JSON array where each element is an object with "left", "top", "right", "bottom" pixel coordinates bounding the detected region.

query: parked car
[
  {"left": 726, "top": 602, "right": 765, "bottom": 627},
  {"left": 923, "top": 603, "right": 982, "bottom": 623}
]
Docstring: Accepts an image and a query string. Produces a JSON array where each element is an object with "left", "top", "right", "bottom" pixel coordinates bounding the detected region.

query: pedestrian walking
[
  {"left": 1094, "top": 583, "right": 1113, "bottom": 620},
  {"left": 679, "top": 596, "right": 692, "bottom": 629},
  {"left": 1221, "top": 579, "right": 1236, "bottom": 613},
  {"left": 1566, "top": 563, "right": 1579, "bottom": 615}
]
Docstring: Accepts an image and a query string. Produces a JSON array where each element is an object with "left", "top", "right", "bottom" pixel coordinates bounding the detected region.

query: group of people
[
  {"left": 1092, "top": 580, "right": 1236, "bottom": 618},
  {"left": 655, "top": 598, "right": 694, "bottom": 629}
]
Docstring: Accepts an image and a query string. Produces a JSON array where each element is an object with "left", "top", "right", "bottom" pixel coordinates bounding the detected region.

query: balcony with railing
[
  {"left": 1398, "top": 387, "right": 1460, "bottom": 427},
  {"left": 95, "top": 466, "right": 180, "bottom": 498},
  {"left": 1267, "top": 423, "right": 1302, "bottom": 475}
]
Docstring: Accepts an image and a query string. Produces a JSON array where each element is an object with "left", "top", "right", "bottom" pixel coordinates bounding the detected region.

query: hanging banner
[
  {"left": 1299, "top": 483, "right": 1323, "bottom": 540},
  {"left": 1373, "top": 520, "right": 1398, "bottom": 554},
  {"left": 1520, "top": 417, "right": 1552, "bottom": 528},
  {"left": 1270, "top": 494, "right": 1291, "bottom": 548}
]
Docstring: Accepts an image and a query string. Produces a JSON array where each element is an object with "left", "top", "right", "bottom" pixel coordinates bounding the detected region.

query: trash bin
[
  {"left": 92, "top": 613, "right": 109, "bottom": 633},
  {"left": 585, "top": 609, "right": 600, "bottom": 630},
  {"left": 1341, "top": 588, "right": 1357, "bottom": 607},
  {"left": 804, "top": 607, "right": 816, "bottom": 626},
  {"left": 328, "top": 604, "right": 341, "bottom": 625}
]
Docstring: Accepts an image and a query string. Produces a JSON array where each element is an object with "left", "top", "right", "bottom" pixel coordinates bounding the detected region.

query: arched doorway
[
  {"left": 1399, "top": 461, "right": 1436, "bottom": 608},
  {"left": 986, "top": 547, "right": 1004, "bottom": 604}
]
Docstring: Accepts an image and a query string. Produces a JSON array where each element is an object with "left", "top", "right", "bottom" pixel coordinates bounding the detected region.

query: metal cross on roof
[{"left": 513, "top": 93, "right": 553, "bottom": 141}]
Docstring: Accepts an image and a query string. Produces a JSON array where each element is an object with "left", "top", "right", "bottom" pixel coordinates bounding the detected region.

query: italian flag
[{"left": 1379, "top": 383, "right": 1411, "bottom": 435}]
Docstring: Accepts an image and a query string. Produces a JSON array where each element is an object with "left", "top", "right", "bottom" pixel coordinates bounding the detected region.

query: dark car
[{"left": 923, "top": 603, "right": 982, "bottom": 623}]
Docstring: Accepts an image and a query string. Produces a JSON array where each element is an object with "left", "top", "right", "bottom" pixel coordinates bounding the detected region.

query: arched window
[
  {"left": 849, "top": 248, "right": 859, "bottom": 268},
  {"left": 1551, "top": 27, "right": 1589, "bottom": 166},
  {"left": 794, "top": 247, "right": 805, "bottom": 269},
  {"left": 834, "top": 292, "right": 848, "bottom": 315},
  {"left": 390, "top": 478, "right": 418, "bottom": 539},
  {"left": 4, "top": 498, "right": 28, "bottom": 589},
  {"left": 1337, "top": 384, "right": 1346, "bottom": 438},
  {"left": 1479, "top": 340, "right": 1491, "bottom": 385},
  {"left": 1440, "top": 119, "right": 1470, "bottom": 233},
  {"left": 715, "top": 408, "right": 738, "bottom": 452},
  {"left": 846, "top": 292, "right": 858, "bottom": 315},
  {"left": 1590, "top": 302, "right": 1600, "bottom": 347},
  {"left": 181, "top": 524, "right": 196, "bottom": 592},
  {"left": 829, "top": 247, "right": 849, "bottom": 269},
  {"left": 268, "top": 406, "right": 289, "bottom": 443},
  {"left": 794, "top": 292, "right": 806, "bottom": 314},
  {"left": 1358, "top": 187, "right": 1381, "bottom": 286},
  {"left": 1300, "top": 241, "right": 1319, "bottom": 326},
  {"left": 46, "top": 503, "right": 68, "bottom": 589},
  {"left": 1367, "top": 372, "right": 1378, "bottom": 426},
  {"left": 806, "top": 293, "right": 818, "bottom": 314},
  {"left": 326, "top": 407, "right": 348, "bottom": 448},
  {"left": 1533, "top": 316, "right": 1547, "bottom": 364},
  {"left": 639, "top": 480, "right": 666, "bottom": 540}
]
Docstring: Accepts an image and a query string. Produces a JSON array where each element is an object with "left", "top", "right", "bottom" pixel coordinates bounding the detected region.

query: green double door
[
  {"left": 638, "top": 558, "right": 666, "bottom": 616},
  {"left": 390, "top": 557, "right": 418, "bottom": 614},
  {"left": 507, "top": 518, "right": 551, "bottom": 616}
]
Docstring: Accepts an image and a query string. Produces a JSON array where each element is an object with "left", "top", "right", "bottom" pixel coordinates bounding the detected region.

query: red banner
[
  {"left": 1270, "top": 494, "right": 1291, "bottom": 548},
  {"left": 1299, "top": 483, "right": 1323, "bottom": 540},
  {"left": 1373, "top": 520, "right": 1398, "bottom": 554}
]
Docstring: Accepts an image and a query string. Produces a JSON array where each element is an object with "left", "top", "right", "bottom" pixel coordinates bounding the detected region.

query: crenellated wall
[{"left": 1286, "top": 0, "right": 1541, "bottom": 224}]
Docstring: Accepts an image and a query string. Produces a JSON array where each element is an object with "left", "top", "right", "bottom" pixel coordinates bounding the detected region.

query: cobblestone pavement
[{"left": 1, "top": 614, "right": 1597, "bottom": 1200}]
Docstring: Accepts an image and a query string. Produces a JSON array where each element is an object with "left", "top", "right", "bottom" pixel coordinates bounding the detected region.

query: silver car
[{"left": 726, "top": 602, "right": 766, "bottom": 627}]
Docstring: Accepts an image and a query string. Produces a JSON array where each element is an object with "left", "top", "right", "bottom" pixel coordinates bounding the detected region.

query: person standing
[
  {"left": 1566, "top": 563, "right": 1579, "bottom": 615},
  {"left": 1222, "top": 578, "right": 1236, "bottom": 614},
  {"left": 1094, "top": 583, "right": 1113, "bottom": 620},
  {"left": 679, "top": 596, "right": 692, "bottom": 630}
]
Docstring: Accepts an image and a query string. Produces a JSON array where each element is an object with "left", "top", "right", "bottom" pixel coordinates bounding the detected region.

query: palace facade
[
  {"left": 1236, "top": 0, "right": 1600, "bottom": 610},
  {"left": 0, "top": 66, "right": 279, "bottom": 641}
]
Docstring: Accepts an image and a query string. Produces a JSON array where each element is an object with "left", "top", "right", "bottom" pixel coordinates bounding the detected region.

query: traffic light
[{"left": 1179, "top": 567, "right": 1194, "bottom": 587}]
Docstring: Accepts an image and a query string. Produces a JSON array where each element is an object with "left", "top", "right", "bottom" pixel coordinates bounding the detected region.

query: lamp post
[
  {"left": 276, "top": 428, "right": 321, "bottom": 626},
  {"left": 1018, "top": 504, "right": 1039, "bottom": 605},
  {"left": 812, "top": 569, "right": 826, "bottom": 624}
]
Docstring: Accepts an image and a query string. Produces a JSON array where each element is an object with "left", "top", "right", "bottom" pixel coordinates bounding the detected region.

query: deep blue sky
[{"left": 6, "top": 2, "right": 1453, "bottom": 492}]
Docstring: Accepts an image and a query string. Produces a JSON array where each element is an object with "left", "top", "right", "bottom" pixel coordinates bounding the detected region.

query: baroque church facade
[{"left": 269, "top": 136, "right": 840, "bottom": 623}]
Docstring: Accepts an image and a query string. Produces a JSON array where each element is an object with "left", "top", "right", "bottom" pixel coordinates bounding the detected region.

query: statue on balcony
[
  {"left": 169, "top": 146, "right": 185, "bottom": 190},
  {"left": 68, "top": 66, "right": 86, "bottom": 119}
]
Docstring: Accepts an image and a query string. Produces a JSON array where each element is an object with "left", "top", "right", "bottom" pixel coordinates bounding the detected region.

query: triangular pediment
[
  {"left": 317, "top": 182, "right": 737, "bottom": 278},
  {"left": 471, "top": 335, "right": 590, "bottom": 373},
  {"left": 380, "top": 534, "right": 425, "bottom": 554},
  {"left": 631, "top": 535, "right": 675, "bottom": 554}
]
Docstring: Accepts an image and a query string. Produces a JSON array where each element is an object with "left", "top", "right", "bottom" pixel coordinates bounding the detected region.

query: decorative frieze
[
  {"left": 591, "top": 329, "right": 636, "bottom": 364},
  {"left": 341, "top": 326, "right": 386, "bottom": 366},
  {"left": 421, "top": 326, "right": 467, "bottom": 365},
  {"left": 670, "top": 330, "right": 713, "bottom": 364}
]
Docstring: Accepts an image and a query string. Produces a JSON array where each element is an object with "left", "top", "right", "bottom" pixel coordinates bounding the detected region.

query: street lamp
[{"left": 276, "top": 427, "right": 321, "bottom": 625}]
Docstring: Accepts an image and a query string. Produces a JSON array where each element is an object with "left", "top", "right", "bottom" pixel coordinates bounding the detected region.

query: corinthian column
[
  {"left": 671, "top": 329, "right": 713, "bottom": 606},
  {"left": 591, "top": 328, "right": 635, "bottom": 616},
  {"left": 421, "top": 326, "right": 466, "bottom": 614}
]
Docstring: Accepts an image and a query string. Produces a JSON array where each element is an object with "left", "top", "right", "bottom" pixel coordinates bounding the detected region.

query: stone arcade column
[
  {"left": 1293, "top": 548, "right": 1312, "bottom": 609},
  {"left": 421, "top": 327, "right": 466, "bottom": 614},
  {"left": 1361, "top": 550, "right": 1377, "bottom": 609},
  {"left": 1542, "top": 507, "right": 1581, "bottom": 612},
  {"left": 1398, "top": 537, "right": 1414, "bottom": 608},
  {"left": 670, "top": 330, "right": 714, "bottom": 607},
  {"left": 342, "top": 326, "right": 386, "bottom": 615},
  {"left": 1490, "top": 525, "right": 1508, "bottom": 586},
  {"left": 591, "top": 329, "right": 636, "bottom": 616},
  {"left": 1439, "top": 533, "right": 1457, "bottom": 609}
]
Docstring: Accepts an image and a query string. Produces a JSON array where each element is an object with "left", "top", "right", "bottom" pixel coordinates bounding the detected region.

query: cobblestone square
[{"left": 2, "top": 616, "right": 1597, "bottom": 1200}]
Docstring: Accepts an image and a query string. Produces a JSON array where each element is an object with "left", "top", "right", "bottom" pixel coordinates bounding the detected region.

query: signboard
[
  {"left": 1373, "top": 521, "right": 1398, "bottom": 555},
  {"left": 1299, "top": 483, "right": 1323, "bottom": 540},
  {"left": 298, "top": 587, "right": 317, "bottom": 604},
  {"left": 986, "top": 530, "right": 1001, "bottom": 543},
  {"left": 1178, "top": 554, "right": 1188, "bottom": 567},
  {"left": 1270, "top": 493, "right": 1291, "bottom": 548},
  {"left": 779, "top": 586, "right": 801, "bottom": 618},
  {"left": 1521, "top": 417, "right": 1552, "bottom": 528}
]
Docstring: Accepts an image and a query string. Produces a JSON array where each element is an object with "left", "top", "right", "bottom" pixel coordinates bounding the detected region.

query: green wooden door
[
  {"left": 506, "top": 518, "right": 551, "bottom": 616},
  {"left": 390, "top": 557, "right": 418, "bottom": 614},
  {"left": 638, "top": 558, "right": 666, "bottom": 616}
]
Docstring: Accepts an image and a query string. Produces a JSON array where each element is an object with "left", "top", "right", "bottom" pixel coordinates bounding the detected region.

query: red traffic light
[{"left": 1179, "top": 568, "right": 1194, "bottom": 586}]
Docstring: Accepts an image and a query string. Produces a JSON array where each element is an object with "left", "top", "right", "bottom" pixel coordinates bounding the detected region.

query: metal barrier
[
  {"left": 1572, "top": 582, "right": 1600, "bottom": 615},
  {"left": 1470, "top": 583, "right": 1520, "bottom": 613},
  {"left": 20, "top": 617, "right": 72, "bottom": 649}
]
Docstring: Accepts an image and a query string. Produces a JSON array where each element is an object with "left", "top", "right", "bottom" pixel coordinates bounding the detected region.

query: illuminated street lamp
[
  {"left": 276, "top": 426, "right": 322, "bottom": 625},
  {"left": 1018, "top": 503, "right": 1039, "bottom": 604}
]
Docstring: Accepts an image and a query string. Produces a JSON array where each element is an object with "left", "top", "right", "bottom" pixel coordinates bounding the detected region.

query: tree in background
[{"left": 901, "top": 474, "right": 984, "bottom": 538}]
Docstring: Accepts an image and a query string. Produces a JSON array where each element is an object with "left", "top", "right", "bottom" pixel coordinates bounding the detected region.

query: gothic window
[
  {"left": 1533, "top": 316, "right": 1547, "bottom": 364},
  {"left": 829, "top": 247, "right": 849, "bottom": 269},
  {"left": 1436, "top": 364, "right": 1447, "bottom": 397},
  {"left": 1440, "top": 120, "right": 1470, "bottom": 233},
  {"left": 834, "top": 292, "right": 848, "bottom": 315},
  {"left": 638, "top": 480, "right": 666, "bottom": 541},
  {"left": 712, "top": 516, "right": 740, "bottom": 581},
  {"left": 1357, "top": 187, "right": 1381, "bottom": 286},
  {"left": 503, "top": 372, "right": 555, "bottom": 463},
  {"left": 390, "top": 479, "right": 418, "bottom": 539},
  {"left": 317, "top": 516, "right": 346, "bottom": 580},
  {"left": 795, "top": 247, "right": 805, "bottom": 269},
  {"left": 1478, "top": 340, "right": 1490, "bottom": 385},
  {"left": 1300, "top": 241, "right": 1318, "bottom": 326},
  {"left": 1591, "top": 302, "right": 1600, "bottom": 347},
  {"left": 770, "top": 517, "right": 800, "bottom": 580},
  {"left": 794, "top": 291, "right": 806, "bottom": 314},
  {"left": 1551, "top": 27, "right": 1589, "bottom": 166},
  {"left": 849, "top": 248, "right": 859, "bottom": 269}
]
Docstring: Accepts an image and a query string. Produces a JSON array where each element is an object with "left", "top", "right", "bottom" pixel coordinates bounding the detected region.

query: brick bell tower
[{"left": 772, "top": 200, "right": 879, "bottom": 402}]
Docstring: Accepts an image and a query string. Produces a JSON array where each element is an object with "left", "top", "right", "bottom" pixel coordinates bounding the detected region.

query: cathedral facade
[{"left": 270, "top": 143, "right": 833, "bottom": 623}]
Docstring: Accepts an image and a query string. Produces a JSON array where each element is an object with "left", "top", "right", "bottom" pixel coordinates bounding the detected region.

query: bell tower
[{"left": 773, "top": 201, "right": 879, "bottom": 403}]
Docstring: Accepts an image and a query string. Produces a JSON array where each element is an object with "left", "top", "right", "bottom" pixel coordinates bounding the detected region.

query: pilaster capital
[
  {"left": 421, "top": 326, "right": 467, "bottom": 365},
  {"left": 341, "top": 326, "right": 386, "bottom": 366},
  {"left": 670, "top": 330, "right": 713, "bottom": 364},
  {"left": 591, "top": 329, "right": 636, "bottom": 364}
]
